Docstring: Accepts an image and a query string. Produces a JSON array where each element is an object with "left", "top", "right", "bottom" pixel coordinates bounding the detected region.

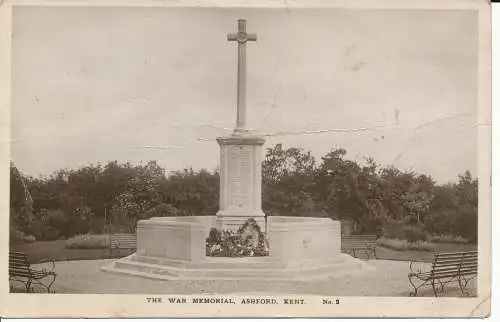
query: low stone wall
[
  {"left": 138, "top": 216, "right": 341, "bottom": 264},
  {"left": 267, "top": 217, "right": 341, "bottom": 263},
  {"left": 136, "top": 217, "right": 214, "bottom": 262},
  {"left": 149, "top": 216, "right": 217, "bottom": 238},
  {"left": 103, "top": 216, "right": 369, "bottom": 281}
]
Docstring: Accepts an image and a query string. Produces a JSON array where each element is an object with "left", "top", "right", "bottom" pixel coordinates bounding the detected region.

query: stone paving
[{"left": 10, "top": 259, "right": 476, "bottom": 297}]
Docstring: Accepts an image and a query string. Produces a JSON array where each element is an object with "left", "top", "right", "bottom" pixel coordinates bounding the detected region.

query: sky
[{"left": 11, "top": 6, "right": 478, "bottom": 183}]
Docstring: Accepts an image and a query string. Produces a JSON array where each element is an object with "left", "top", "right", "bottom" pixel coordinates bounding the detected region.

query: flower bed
[
  {"left": 206, "top": 218, "right": 269, "bottom": 257},
  {"left": 427, "top": 234, "right": 469, "bottom": 244},
  {"left": 377, "top": 237, "right": 436, "bottom": 252},
  {"left": 65, "top": 234, "right": 110, "bottom": 249}
]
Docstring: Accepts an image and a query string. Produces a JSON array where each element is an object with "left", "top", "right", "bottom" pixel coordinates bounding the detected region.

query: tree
[
  {"left": 10, "top": 162, "right": 34, "bottom": 242},
  {"left": 160, "top": 168, "right": 219, "bottom": 216},
  {"left": 262, "top": 144, "right": 317, "bottom": 217},
  {"left": 316, "top": 150, "right": 383, "bottom": 233},
  {"left": 108, "top": 161, "right": 168, "bottom": 232},
  {"left": 11, "top": 146, "right": 477, "bottom": 242}
]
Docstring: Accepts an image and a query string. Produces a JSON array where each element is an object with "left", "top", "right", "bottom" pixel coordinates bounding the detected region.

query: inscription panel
[{"left": 228, "top": 146, "right": 252, "bottom": 208}]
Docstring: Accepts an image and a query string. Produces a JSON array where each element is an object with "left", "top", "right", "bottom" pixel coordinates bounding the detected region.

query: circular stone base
[
  {"left": 102, "top": 216, "right": 375, "bottom": 281},
  {"left": 101, "top": 253, "right": 375, "bottom": 281}
]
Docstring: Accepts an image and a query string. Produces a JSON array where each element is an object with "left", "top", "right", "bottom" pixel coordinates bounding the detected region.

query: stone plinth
[
  {"left": 216, "top": 134, "right": 266, "bottom": 231},
  {"left": 101, "top": 216, "right": 375, "bottom": 281},
  {"left": 136, "top": 217, "right": 214, "bottom": 262},
  {"left": 268, "top": 217, "right": 341, "bottom": 263}
]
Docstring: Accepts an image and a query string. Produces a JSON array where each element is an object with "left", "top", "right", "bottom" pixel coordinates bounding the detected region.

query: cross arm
[
  {"left": 227, "top": 32, "right": 257, "bottom": 42},
  {"left": 246, "top": 33, "right": 257, "bottom": 41}
]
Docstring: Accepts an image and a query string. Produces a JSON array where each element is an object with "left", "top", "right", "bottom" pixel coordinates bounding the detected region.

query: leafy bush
[
  {"left": 456, "top": 206, "right": 477, "bottom": 243},
  {"left": 401, "top": 224, "right": 426, "bottom": 242},
  {"left": 382, "top": 218, "right": 426, "bottom": 242},
  {"left": 10, "top": 227, "right": 26, "bottom": 244},
  {"left": 10, "top": 227, "right": 36, "bottom": 244},
  {"left": 427, "top": 234, "right": 469, "bottom": 244},
  {"left": 29, "top": 209, "right": 71, "bottom": 240},
  {"left": 65, "top": 234, "right": 110, "bottom": 249},
  {"left": 142, "top": 203, "right": 187, "bottom": 219},
  {"left": 377, "top": 237, "right": 436, "bottom": 252},
  {"left": 24, "top": 234, "right": 36, "bottom": 243},
  {"left": 425, "top": 210, "right": 458, "bottom": 236}
]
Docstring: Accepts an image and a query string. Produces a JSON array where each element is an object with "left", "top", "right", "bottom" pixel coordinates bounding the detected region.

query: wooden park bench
[
  {"left": 9, "top": 251, "right": 57, "bottom": 293},
  {"left": 109, "top": 233, "right": 137, "bottom": 257},
  {"left": 408, "top": 251, "right": 478, "bottom": 297},
  {"left": 341, "top": 234, "right": 378, "bottom": 259}
]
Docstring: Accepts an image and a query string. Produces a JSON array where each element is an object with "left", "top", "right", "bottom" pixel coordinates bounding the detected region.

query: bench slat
[
  {"left": 342, "top": 240, "right": 377, "bottom": 243},
  {"left": 437, "top": 254, "right": 478, "bottom": 260},
  {"left": 341, "top": 235, "right": 378, "bottom": 259},
  {"left": 434, "top": 260, "right": 477, "bottom": 267},
  {"left": 342, "top": 243, "right": 376, "bottom": 247},
  {"left": 425, "top": 271, "right": 475, "bottom": 279},
  {"left": 417, "top": 268, "right": 477, "bottom": 278},
  {"left": 110, "top": 234, "right": 137, "bottom": 250},
  {"left": 435, "top": 256, "right": 478, "bottom": 263},
  {"left": 434, "top": 263, "right": 477, "bottom": 270},
  {"left": 9, "top": 259, "right": 29, "bottom": 266},
  {"left": 342, "top": 237, "right": 377, "bottom": 240},
  {"left": 435, "top": 250, "right": 477, "bottom": 255}
]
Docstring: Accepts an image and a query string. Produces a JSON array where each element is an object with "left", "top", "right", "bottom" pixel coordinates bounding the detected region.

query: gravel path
[{"left": 11, "top": 259, "right": 475, "bottom": 297}]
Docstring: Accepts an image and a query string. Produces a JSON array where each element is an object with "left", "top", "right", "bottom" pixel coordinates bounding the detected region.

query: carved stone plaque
[{"left": 228, "top": 145, "right": 252, "bottom": 208}]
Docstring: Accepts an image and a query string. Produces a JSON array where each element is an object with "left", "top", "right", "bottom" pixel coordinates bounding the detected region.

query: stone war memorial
[{"left": 101, "top": 19, "right": 372, "bottom": 281}]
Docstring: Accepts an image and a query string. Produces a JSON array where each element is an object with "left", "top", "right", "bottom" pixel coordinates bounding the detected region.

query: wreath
[{"left": 206, "top": 218, "right": 269, "bottom": 257}]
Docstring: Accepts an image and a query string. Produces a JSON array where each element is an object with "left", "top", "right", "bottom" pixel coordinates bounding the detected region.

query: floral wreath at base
[{"left": 205, "top": 218, "right": 270, "bottom": 257}]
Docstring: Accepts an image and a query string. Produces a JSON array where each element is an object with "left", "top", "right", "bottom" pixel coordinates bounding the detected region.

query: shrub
[
  {"left": 381, "top": 218, "right": 400, "bottom": 239},
  {"left": 427, "top": 234, "right": 469, "bottom": 244},
  {"left": 425, "top": 209, "right": 458, "bottom": 236},
  {"left": 456, "top": 206, "right": 478, "bottom": 243},
  {"left": 9, "top": 227, "right": 36, "bottom": 244},
  {"left": 65, "top": 234, "right": 110, "bottom": 249},
  {"left": 142, "top": 203, "right": 187, "bottom": 219},
  {"left": 10, "top": 228, "right": 26, "bottom": 244},
  {"left": 377, "top": 237, "right": 436, "bottom": 252},
  {"left": 24, "top": 234, "right": 36, "bottom": 243},
  {"left": 382, "top": 218, "right": 426, "bottom": 242},
  {"left": 401, "top": 224, "right": 426, "bottom": 242}
]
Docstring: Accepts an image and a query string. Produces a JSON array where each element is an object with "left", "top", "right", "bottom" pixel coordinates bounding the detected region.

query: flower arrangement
[{"left": 206, "top": 218, "right": 269, "bottom": 257}]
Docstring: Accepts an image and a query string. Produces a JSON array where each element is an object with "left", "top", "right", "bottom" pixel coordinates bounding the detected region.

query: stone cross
[{"left": 227, "top": 19, "right": 257, "bottom": 131}]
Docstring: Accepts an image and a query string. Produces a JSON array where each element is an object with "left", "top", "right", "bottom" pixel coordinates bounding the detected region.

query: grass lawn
[
  {"left": 11, "top": 239, "right": 477, "bottom": 264},
  {"left": 373, "top": 242, "right": 477, "bottom": 262}
]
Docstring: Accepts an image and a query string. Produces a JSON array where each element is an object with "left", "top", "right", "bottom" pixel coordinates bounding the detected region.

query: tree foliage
[{"left": 10, "top": 145, "right": 478, "bottom": 243}]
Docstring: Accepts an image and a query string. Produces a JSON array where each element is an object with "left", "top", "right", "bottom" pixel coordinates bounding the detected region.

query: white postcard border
[{"left": 0, "top": 0, "right": 492, "bottom": 318}]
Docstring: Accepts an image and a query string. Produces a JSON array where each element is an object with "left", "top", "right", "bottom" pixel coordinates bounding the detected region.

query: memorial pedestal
[
  {"left": 216, "top": 134, "right": 266, "bottom": 231},
  {"left": 101, "top": 216, "right": 375, "bottom": 281}
]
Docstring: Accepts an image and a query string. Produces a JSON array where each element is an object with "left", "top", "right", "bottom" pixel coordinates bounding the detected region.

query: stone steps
[
  {"left": 101, "top": 254, "right": 373, "bottom": 281},
  {"left": 129, "top": 254, "right": 345, "bottom": 269}
]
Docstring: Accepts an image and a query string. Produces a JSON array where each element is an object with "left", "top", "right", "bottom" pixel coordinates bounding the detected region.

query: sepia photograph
[{"left": 1, "top": 0, "right": 491, "bottom": 318}]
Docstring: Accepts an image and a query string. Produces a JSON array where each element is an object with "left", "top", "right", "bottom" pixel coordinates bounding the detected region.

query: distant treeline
[{"left": 10, "top": 144, "right": 477, "bottom": 243}]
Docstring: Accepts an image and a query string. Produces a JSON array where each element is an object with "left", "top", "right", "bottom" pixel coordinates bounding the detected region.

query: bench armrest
[
  {"left": 38, "top": 257, "right": 56, "bottom": 273},
  {"left": 409, "top": 258, "right": 424, "bottom": 275}
]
